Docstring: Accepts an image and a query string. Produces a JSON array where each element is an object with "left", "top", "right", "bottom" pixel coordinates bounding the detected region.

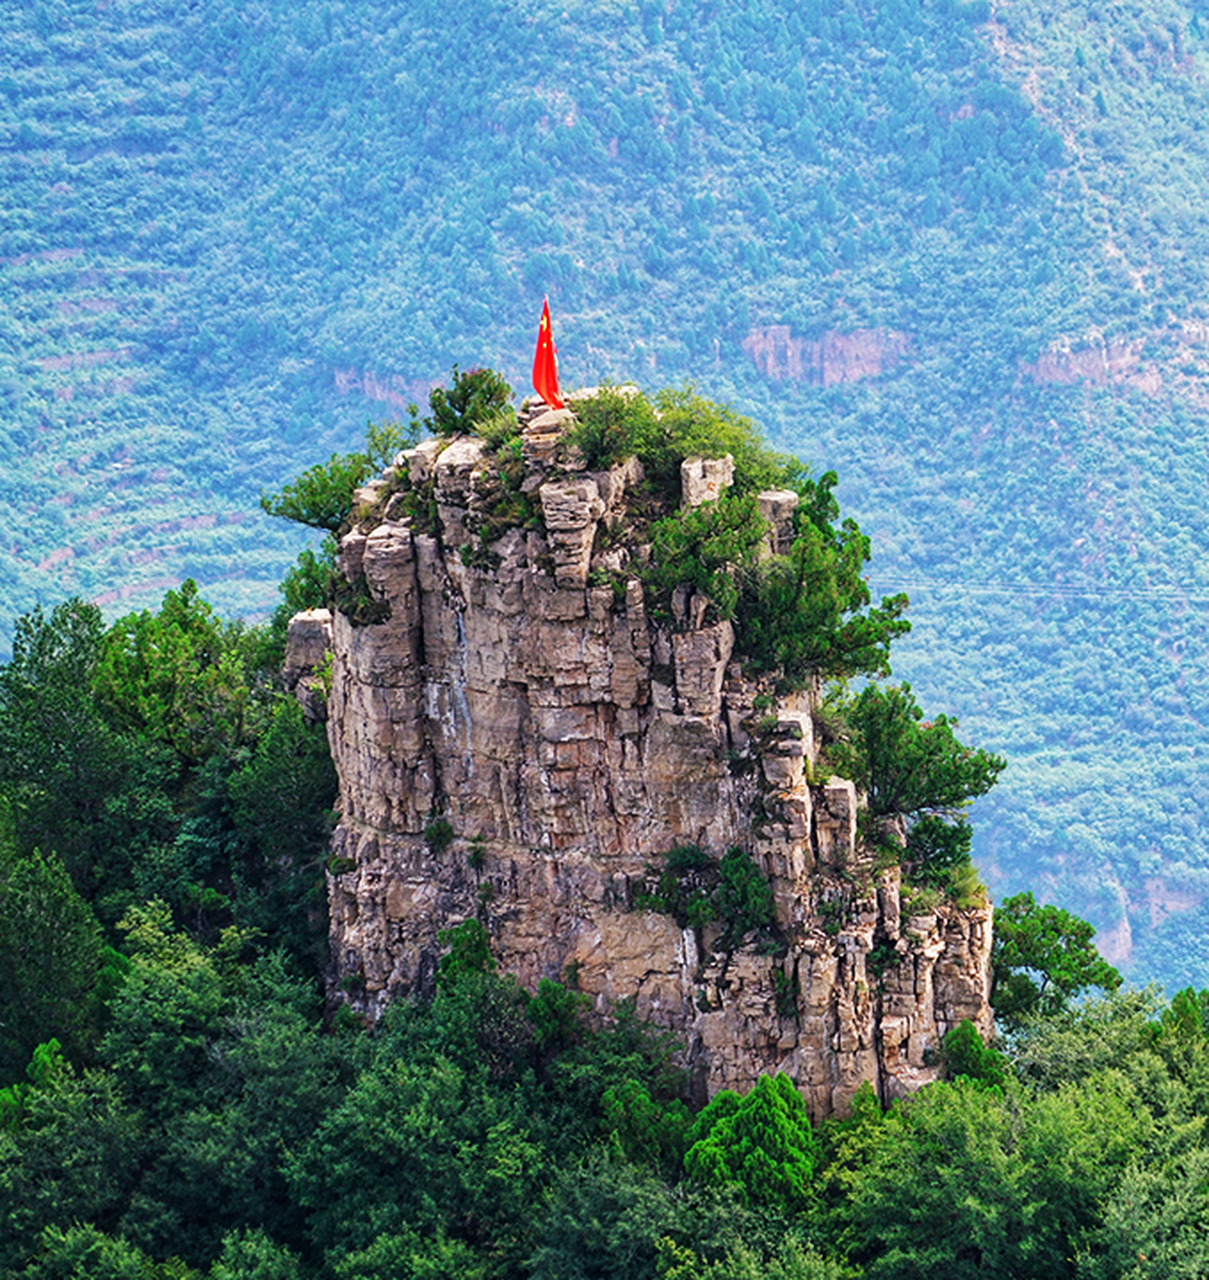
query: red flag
[{"left": 532, "top": 297, "right": 564, "bottom": 409}]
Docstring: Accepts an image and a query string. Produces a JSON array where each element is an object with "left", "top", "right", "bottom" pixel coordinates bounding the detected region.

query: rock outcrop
[
  {"left": 312, "top": 405, "right": 993, "bottom": 1119},
  {"left": 741, "top": 325, "right": 911, "bottom": 387}
]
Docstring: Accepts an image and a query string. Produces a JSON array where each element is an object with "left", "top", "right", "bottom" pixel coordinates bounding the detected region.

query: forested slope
[{"left": 5, "top": 0, "right": 1209, "bottom": 983}]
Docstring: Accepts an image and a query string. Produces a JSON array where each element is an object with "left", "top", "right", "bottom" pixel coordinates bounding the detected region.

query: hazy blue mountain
[{"left": 5, "top": 0, "right": 1209, "bottom": 984}]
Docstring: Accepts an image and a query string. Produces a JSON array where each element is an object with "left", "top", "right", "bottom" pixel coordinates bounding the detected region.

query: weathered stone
[
  {"left": 757, "top": 489, "right": 800, "bottom": 555},
  {"left": 539, "top": 478, "right": 605, "bottom": 588},
  {"left": 285, "top": 609, "right": 333, "bottom": 681},
  {"left": 816, "top": 778, "right": 858, "bottom": 868},
  {"left": 336, "top": 529, "right": 367, "bottom": 582},
  {"left": 672, "top": 621, "right": 733, "bottom": 718},
  {"left": 322, "top": 438, "right": 993, "bottom": 1119},
  {"left": 404, "top": 438, "right": 444, "bottom": 484},
  {"left": 681, "top": 454, "right": 734, "bottom": 508}
]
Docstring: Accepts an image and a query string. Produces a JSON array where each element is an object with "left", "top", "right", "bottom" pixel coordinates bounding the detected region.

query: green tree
[
  {"left": 17, "top": 1225, "right": 190, "bottom": 1280},
  {"left": 684, "top": 1073, "right": 819, "bottom": 1214},
  {"left": 0, "top": 601, "right": 136, "bottom": 891},
  {"left": 529, "top": 1158, "right": 756, "bottom": 1280},
  {"left": 991, "top": 891, "right": 1122, "bottom": 1027},
  {"left": 1076, "top": 1149, "right": 1209, "bottom": 1280},
  {"left": 288, "top": 1049, "right": 544, "bottom": 1274},
  {"left": 741, "top": 474, "right": 910, "bottom": 684},
  {"left": 836, "top": 1072, "right": 1147, "bottom": 1279},
  {"left": 260, "top": 452, "right": 380, "bottom": 533},
  {"left": 414, "top": 365, "right": 513, "bottom": 438},
  {"left": 646, "top": 492, "right": 767, "bottom": 622},
  {"left": 940, "top": 1019, "right": 1009, "bottom": 1088},
  {"left": 0, "top": 847, "right": 107, "bottom": 1077},
  {"left": 829, "top": 682, "right": 1004, "bottom": 876},
  {"left": 228, "top": 698, "right": 336, "bottom": 969},
  {"left": 93, "top": 582, "right": 257, "bottom": 766},
  {"left": 831, "top": 682, "right": 1005, "bottom": 820},
  {"left": 261, "top": 421, "right": 415, "bottom": 533},
  {"left": 0, "top": 1060, "right": 143, "bottom": 1272},
  {"left": 101, "top": 906, "right": 351, "bottom": 1266}
]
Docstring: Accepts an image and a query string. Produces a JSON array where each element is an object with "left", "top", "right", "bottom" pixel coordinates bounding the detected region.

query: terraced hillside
[{"left": 6, "top": 0, "right": 1209, "bottom": 983}]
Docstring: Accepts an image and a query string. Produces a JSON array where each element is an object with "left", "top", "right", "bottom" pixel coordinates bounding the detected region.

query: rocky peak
[{"left": 307, "top": 404, "right": 992, "bottom": 1118}]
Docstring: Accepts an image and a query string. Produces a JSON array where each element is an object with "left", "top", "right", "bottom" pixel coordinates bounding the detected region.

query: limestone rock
[
  {"left": 318, "top": 431, "right": 993, "bottom": 1120},
  {"left": 681, "top": 454, "right": 734, "bottom": 508},
  {"left": 539, "top": 477, "right": 606, "bottom": 588},
  {"left": 285, "top": 609, "right": 332, "bottom": 681},
  {"left": 757, "top": 489, "right": 800, "bottom": 555}
]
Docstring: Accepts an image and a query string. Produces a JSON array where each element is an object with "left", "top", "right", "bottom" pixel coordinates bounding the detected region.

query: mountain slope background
[{"left": 5, "top": 0, "right": 1209, "bottom": 985}]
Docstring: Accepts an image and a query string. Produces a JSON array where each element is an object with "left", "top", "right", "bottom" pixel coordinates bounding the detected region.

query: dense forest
[
  {"left": 0, "top": 574, "right": 1196, "bottom": 1277},
  {"left": 0, "top": 378, "right": 1183, "bottom": 1279},
  {"left": 4, "top": 0, "right": 1209, "bottom": 978}
]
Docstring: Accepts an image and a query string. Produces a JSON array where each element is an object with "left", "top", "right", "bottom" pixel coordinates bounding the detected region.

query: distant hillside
[{"left": 5, "top": 0, "right": 1209, "bottom": 985}]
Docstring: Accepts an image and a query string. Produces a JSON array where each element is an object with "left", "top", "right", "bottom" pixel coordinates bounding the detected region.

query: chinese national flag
[{"left": 532, "top": 297, "right": 564, "bottom": 409}]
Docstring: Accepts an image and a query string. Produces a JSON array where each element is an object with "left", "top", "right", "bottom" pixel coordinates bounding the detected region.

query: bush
[
  {"left": 413, "top": 365, "right": 513, "bottom": 438},
  {"left": 739, "top": 473, "right": 910, "bottom": 685},
  {"left": 714, "top": 849, "right": 777, "bottom": 950},
  {"left": 940, "top": 1019, "right": 1008, "bottom": 1088},
  {"left": 645, "top": 493, "right": 767, "bottom": 623},
  {"left": 566, "top": 384, "right": 661, "bottom": 472}
]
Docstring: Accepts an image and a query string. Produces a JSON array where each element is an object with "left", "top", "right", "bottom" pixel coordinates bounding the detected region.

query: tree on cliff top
[{"left": 260, "top": 420, "right": 416, "bottom": 533}]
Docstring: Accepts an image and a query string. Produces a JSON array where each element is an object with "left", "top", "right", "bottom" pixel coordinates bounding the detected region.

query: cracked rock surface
[{"left": 312, "top": 420, "right": 992, "bottom": 1118}]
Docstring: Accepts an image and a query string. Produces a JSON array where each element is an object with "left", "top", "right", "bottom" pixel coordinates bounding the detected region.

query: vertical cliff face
[{"left": 309, "top": 404, "right": 992, "bottom": 1119}]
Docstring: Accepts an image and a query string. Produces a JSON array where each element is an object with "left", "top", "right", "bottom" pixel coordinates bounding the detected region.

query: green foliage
[
  {"left": 831, "top": 683, "right": 1005, "bottom": 822},
  {"left": 714, "top": 848, "right": 778, "bottom": 950},
  {"left": 646, "top": 493, "right": 767, "bottom": 623},
  {"left": 17, "top": 1225, "right": 190, "bottom": 1280},
  {"left": 227, "top": 698, "right": 336, "bottom": 970},
  {"left": 436, "top": 919, "right": 496, "bottom": 984},
  {"left": 0, "top": 1040, "right": 67, "bottom": 1131},
  {"left": 831, "top": 1070, "right": 1146, "bottom": 1278},
  {"left": 0, "top": 599, "right": 147, "bottom": 900},
  {"left": 991, "top": 891, "right": 1123, "bottom": 1028},
  {"left": 0, "top": 849, "right": 106, "bottom": 1078},
  {"left": 208, "top": 1229, "right": 302, "bottom": 1280},
  {"left": 650, "top": 388, "right": 806, "bottom": 495},
  {"left": 528, "top": 1157, "right": 760, "bottom": 1280},
  {"left": 412, "top": 365, "right": 513, "bottom": 439},
  {"left": 941, "top": 1020, "right": 1009, "bottom": 1089},
  {"left": 568, "top": 385, "right": 802, "bottom": 495},
  {"left": 684, "top": 1073, "right": 819, "bottom": 1214},
  {"left": 331, "top": 1227, "right": 487, "bottom": 1280},
  {"left": 1075, "top": 1148, "right": 1209, "bottom": 1280},
  {"left": 260, "top": 420, "right": 417, "bottom": 534},
  {"left": 829, "top": 682, "right": 1003, "bottom": 883},
  {"left": 635, "top": 846, "right": 775, "bottom": 949},
  {"left": 566, "top": 385, "right": 662, "bottom": 472},
  {"left": 288, "top": 1046, "right": 544, "bottom": 1275},
  {"left": 424, "top": 818, "right": 455, "bottom": 855},
  {"left": 740, "top": 474, "right": 910, "bottom": 684},
  {"left": 528, "top": 978, "right": 591, "bottom": 1055},
  {"left": 0, "top": 581, "right": 331, "bottom": 952},
  {"left": 634, "top": 845, "right": 716, "bottom": 929},
  {"left": 601, "top": 1078, "right": 691, "bottom": 1177},
  {"left": 260, "top": 452, "right": 379, "bottom": 533},
  {"left": 281, "top": 537, "right": 337, "bottom": 613},
  {"left": 0, "top": 1059, "right": 142, "bottom": 1272},
  {"left": 93, "top": 581, "right": 258, "bottom": 766},
  {"left": 656, "top": 1236, "right": 844, "bottom": 1280}
]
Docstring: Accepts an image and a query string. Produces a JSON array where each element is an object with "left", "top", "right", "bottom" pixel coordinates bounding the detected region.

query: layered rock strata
[{"left": 312, "top": 405, "right": 993, "bottom": 1118}]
